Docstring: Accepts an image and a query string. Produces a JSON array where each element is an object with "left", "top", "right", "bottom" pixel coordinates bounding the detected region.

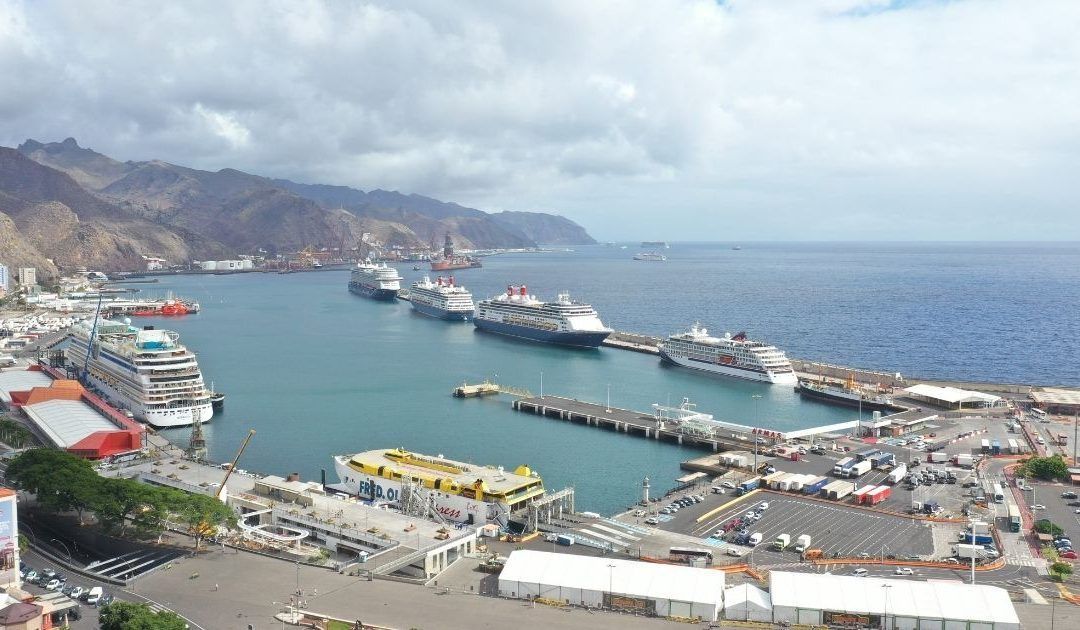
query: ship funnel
[{"left": 520, "top": 286, "right": 527, "bottom": 296}]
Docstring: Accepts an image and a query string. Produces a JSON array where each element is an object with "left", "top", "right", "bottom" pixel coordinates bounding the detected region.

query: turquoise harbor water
[{"left": 131, "top": 242, "right": 1078, "bottom": 514}]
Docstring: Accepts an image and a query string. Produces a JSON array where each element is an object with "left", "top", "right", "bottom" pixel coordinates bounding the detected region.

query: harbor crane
[{"left": 216, "top": 429, "right": 256, "bottom": 500}]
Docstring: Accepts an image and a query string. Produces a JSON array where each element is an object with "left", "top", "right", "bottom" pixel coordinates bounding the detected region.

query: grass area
[{"left": 326, "top": 621, "right": 353, "bottom": 630}]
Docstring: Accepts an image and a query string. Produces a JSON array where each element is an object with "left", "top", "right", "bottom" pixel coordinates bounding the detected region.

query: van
[
  {"left": 726, "top": 547, "right": 745, "bottom": 557},
  {"left": 748, "top": 533, "right": 763, "bottom": 547},
  {"left": 85, "top": 587, "right": 103, "bottom": 605}
]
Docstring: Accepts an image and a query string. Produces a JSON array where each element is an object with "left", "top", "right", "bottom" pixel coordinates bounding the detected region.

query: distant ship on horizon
[
  {"left": 641, "top": 241, "right": 669, "bottom": 249},
  {"left": 430, "top": 233, "right": 482, "bottom": 271}
]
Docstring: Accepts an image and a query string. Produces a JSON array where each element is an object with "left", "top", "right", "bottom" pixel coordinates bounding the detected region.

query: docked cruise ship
[
  {"left": 348, "top": 262, "right": 402, "bottom": 301},
  {"left": 407, "top": 276, "right": 475, "bottom": 321},
  {"left": 65, "top": 320, "right": 214, "bottom": 427},
  {"left": 658, "top": 323, "right": 797, "bottom": 385},
  {"left": 473, "top": 286, "right": 612, "bottom": 348},
  {"left": 332, "top": 448, "right": 546, "bottom": 527}
]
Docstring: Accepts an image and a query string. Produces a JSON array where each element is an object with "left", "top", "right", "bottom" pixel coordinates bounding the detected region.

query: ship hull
[
  {"left": 348, "top": 282, "right": 398, "bottom": 301},
  {"left": 430, "top": 261, "right": 482, "bottom": 271},
  {"left": 474, "top": 318, "right": 610, "bottom": 348},
  {"left": 659, "top": 348, "right": 798, "bottom": 385},
  {"left": 409, "top": 300, "right": 473, "bottom": 321},
  {"left": 796, "top": 383, "right": 895, "bottom": 412},
  {"left": 83, "top": 371, "right": 214, "bottom": 428}
]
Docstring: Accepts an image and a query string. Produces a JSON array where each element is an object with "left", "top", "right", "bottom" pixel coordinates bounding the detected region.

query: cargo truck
[
  {"left": 773, "top": 534, "right": 791, "bottom": 551},
  {"left": 959, "top": 533, "right": 993, "bottom": 545},
  {"left": 955, "top": 453, "right": 974, "bottom": 467},
  {"left": 887, "top": 463, "right": 907, "bottom": 484},
  {"left": 981, "top": 439, "right": 990, "bottom": 454},
  {"left": 991, "top": 440, "right": 1001, "bottom": 455},
  {"left": 803, "top": 476, "right": 830, "bottom": 495},
  {"left": 1058, "top": 434, "right": 1068, "bottom": 447},
  {"left": 957, "top": 543, "right": 988, "bottom": 559},
  {"left": 852, "top": 485, "right": 875, "bottom": 504},
  {"left": 794, "top": 534, "right": 812, "bottom": 553},
  {"left": 870, "top": 452, "right": 895, "bottom": 469},
  {"left": 1007, "top": 439, "right": 1019, "bottom": 455},
  {"left": 833, "top": 457, "right": 854, "bottom": 476},
  {"left": 928, "top": 451, "right": 949, "bottom": 463},
  {"left": 737, "top": 477, "right": 761, "bottom": 496},
  {"left": 854, "top": 448, "right": 880, "bottom": 462},
  {"left": 866, "top": 485, "right": 891, "bottom": 505},
  {"left": 848, "top": 460, "right": 872, "bottom": 477},
  {"left": 556, "top": 534, "right": 575, "bottom": 546}
]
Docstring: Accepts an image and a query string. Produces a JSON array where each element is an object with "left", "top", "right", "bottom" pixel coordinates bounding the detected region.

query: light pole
[
  {"left": 881, "top": 583, "right": 892, "bottom": 630},
  {"left": 752, "top": 394, "right": 763, "bottom": 470},
  {"left": 49, "top": 539, "right": 72, "bottom": 563},
  {"left": 607, "top": 562, "right": 616, "bottom": 609}
]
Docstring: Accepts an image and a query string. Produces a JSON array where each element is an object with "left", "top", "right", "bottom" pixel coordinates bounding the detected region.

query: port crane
[{"left": 216, "top": 429, "right": 256, "bottom": 500}]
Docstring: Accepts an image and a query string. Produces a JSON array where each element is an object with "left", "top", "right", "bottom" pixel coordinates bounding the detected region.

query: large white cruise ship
[
  {"left": 332, "top": 448, "right": 546, "bottom": 527},
  {"left": 473, "top": 286, "right": 612, "bottom": 348},
  {"left": 407, "top": 276, "right": 475, "bottom": 320},
  {"left": 658, "top": 323, "right": 797, "bottom": 385},
  {"left": 65, "top": 319, "right": 214, "bottom": 427},
  {"left": 348, "top": 262, "right": 402, "bottom": 301}
]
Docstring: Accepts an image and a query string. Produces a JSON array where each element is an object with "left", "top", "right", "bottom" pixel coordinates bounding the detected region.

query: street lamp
[
  {"left": 751, "top": 395, "right": 763, "bottom": 470},
  {"left": 49, "top": 539, "right": 72, "bottom": 563},
  {"left": 607, "top": 562, "right": 616, "bottom": 609},
  {"left": 881, "top": 584, "right": 892, "bottom": 630}
]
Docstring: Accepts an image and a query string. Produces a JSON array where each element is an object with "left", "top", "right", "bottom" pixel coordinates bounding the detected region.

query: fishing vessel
[
  {"left": 474, "top": 286, "right": 612, "bottom": 348},
  {"left": 633, "top": 251, "right": 667, "bottom": 261},
  {"left": 64, "top": 319, "right": 214, "bottom": 427},
  {"left": 430, "top": 233, "right": 482, "bottom": 271},
  {"left": 332, "top": 448, "right": 546, "bottom": 527},
  {"left": 407, "top": 276, "right": 475, "bottom": 320},
  {"left": 795, "top": 375, "right": 896, "bottom": 412},
  {"left": 658, "top": 323, "right": 797, "bottom": 385},
  {"left": 348, "top": 261, "right": 402, "bottom": 300}
]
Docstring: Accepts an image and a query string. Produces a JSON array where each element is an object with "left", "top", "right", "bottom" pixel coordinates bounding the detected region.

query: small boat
[
  {"left": 413, "top": 265, "right": 421, "bottom": 271},
  {"left": 209, "top": 382, "right": 225, "bottom": 410}
]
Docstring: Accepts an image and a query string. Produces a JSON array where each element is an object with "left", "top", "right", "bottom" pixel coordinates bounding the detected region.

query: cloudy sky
[{"left": 1, "top": 0, "right": 1078, "bottom": 240}]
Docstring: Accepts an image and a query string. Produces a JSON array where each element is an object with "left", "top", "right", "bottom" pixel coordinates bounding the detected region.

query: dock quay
[{"left": 601, "top": 331, "right": 661, "bottom": 355}]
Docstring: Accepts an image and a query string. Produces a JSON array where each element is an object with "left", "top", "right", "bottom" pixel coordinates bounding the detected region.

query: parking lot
[
  {"left": 665, "top": 492, "right": 938, "bottom": 563},
  {"left": 1027, "top": 482, "right": 1080, "bottom": 543}
]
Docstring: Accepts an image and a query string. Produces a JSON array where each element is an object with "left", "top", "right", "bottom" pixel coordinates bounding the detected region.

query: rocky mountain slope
[{"left": 3, "top": 138, "right": 596, "bottom": 279}]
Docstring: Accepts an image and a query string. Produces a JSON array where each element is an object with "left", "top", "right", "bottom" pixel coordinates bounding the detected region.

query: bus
[
  {"left": 669, "top": 547, "right": 714, "bottom": 566},
  {"left": 1007, "top": 503, "right": 1022, "bottom": 532},
  {"left": 1030, "top": 407, "right": 1048, "bottom": 422},
  {"left": 992, "top": 482, "right": 1005, "bottom": 504}
]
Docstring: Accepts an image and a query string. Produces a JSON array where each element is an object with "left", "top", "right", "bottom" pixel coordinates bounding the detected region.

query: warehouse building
[
  {"left": 0, "top": 366, "right": 53, "bottom": 406},
  {"left": 769, "top": 572, "right": 1019, "bottom": 630},
  {"left": 1030, "top": 388, "right": 1080, "bottom": 415},
  {"left": 497, "top": 550, "right": 725, "bottom": 621},
  {"left": 903, "top": 384, "right": 1005, "bottom": 410}
]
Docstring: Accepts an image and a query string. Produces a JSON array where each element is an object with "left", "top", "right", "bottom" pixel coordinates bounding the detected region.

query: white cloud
[{"left": 0, "top": 0, "right": 1078, "bottom": 240}]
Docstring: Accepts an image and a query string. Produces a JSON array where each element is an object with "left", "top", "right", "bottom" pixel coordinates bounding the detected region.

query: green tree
[
  {"left": 1035, "top": 519, "right": 1065, "bottom": 536},
  {"left": 1024, "top": 455, "right": 1068, "bottom": 480},
  {"left": 5, "top": 448, "right": 99, "bottom": 518},
  {"left": 1051, "top": 561, "right": 1073, "bottom": 575},
  {"left": 0, "top": 416, "right": 33, "bottom": 448},
  {"left": 98, "top": 602, "right": 187, "bottom": 630},
  {"left": 172, "top": 493, "right": 236, "bottom": 551}
]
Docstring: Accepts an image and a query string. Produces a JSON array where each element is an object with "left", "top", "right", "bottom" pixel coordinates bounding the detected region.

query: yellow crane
[{"left": 216, "top": 429, "right": 256, "bottom": 499}]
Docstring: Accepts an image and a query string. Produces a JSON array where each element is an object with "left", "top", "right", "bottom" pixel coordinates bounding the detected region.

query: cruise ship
[
  {"left": 407, "top": 276, "right": 475, "bottom": 321},
  {"left": 348, "top": 262, "right": 402, "bottom": 301},
  {"left": 64, "top": 320, "right": 214, "bottom": 427},
  {"left": 332, "top": 448, "right": 546, "bottom": 527},
  {"left": 658, "top": 323, "right": 797, "bottom": 385},
  {"left": 473, "top": 286, "right": 612, "bottom": 348}
]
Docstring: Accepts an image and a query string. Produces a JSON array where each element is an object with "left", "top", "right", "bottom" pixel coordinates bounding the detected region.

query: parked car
[
  {"left": 1061, "top": 550, "right": 1078, "bottom": 559},
  {"left": 1062, "top": 491, "right": 1078, "bottom": 499},
  {"left": 644, "top": 517, "right": 659, "bottom": 525},
  {"left": 852, "top": 568, "right": 869, "bottom": 577},
  {"left": 894, "top": 567, "right": 914, "bottom": 575},
  {"left": 44, "top": 579, "right": 61, "bottom": 591},
  {"left": 726, "top": 547, "right": 745, "bottom": 557},
  {"left": 758, "top": 502, "right": 770, "bottom": 510},
  {"left": 721, "top": 481, "right": 736, "bottom": 490},
  {"left": 1033, "top": 504, "right": 1047, "bottom": 510},
  {"left": 69, "top": 586, "right": 84, "bottom": 600}
]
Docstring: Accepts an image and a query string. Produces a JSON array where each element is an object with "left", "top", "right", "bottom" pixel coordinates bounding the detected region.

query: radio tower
[{"left": 187, "top": 414, "right": 207, "bottom": 461}]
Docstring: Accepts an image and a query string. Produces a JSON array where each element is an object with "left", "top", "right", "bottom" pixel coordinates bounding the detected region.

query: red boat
[
  {"left": 429, "top": 233, "right": 482, "bottom": 271},
  {"left": 130, "top": 299, "right": 200, "bottom": 316}
]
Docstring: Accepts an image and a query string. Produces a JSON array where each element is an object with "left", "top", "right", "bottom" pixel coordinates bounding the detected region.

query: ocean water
[{"left": 132, "top": 242, "right": 1078, "bottom": 514}]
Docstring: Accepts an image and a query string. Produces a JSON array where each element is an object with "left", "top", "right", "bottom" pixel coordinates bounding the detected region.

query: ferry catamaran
[
  {"left": 473, "top": 286, "right": 612, "bottom": 348},
  {"left": 658, "top": 323, "right": 797, "bottom": 385},
  {"left": 332, "top": 448, "right": 545, "bottom": 527},
  {"left": 65, "top": 319, "right": 214, "bottom": 427},
  {"left": 406, "top": 276, "right": 475, "bottom": 320}
]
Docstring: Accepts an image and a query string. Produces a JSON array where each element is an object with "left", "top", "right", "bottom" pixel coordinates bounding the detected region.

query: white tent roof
[
  {"left": 500, "top": 550, "right": 724, "bottom": 605},
  {"left": 0, "top": 368, "right": 52, "bottom": 403},
  {"left": 724, "top": 584, "right": 771, "bottom": 611},
  {"left": 23, "top": 399, "right": 116, "bottom": 448},
  {"left": 903, "top": 384, "right": 1001, "bottom": 405},
  {"left": 770, "top": 572, "right": 1018, "bottom": 625}
]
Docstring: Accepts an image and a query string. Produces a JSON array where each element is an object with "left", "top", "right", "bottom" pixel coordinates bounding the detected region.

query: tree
[
  {"left": 1051, "top": 561, "right": 1073, "bottom": 575},
  {"left": 1024, "top": 455, "right": 1068, "bottom": 481},
  {"left": 98, "top": 602, "right": 187, "bottom": 630},
  {"left": 1035, "top": 519, "right": 1065, "bottom": 536},
  {"left": 173, "top": 493, "right": 236, "bottom": 551},
  {"left": 5, "top": 448, "right": 99, "bottom": 517}
]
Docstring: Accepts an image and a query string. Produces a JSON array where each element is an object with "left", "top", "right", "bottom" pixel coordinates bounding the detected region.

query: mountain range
[{"left": 0, "top": 138, "right": 594, "bottom": 280}]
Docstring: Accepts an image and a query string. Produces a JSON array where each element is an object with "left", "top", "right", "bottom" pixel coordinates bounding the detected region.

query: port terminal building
[
  {"left": 902, "top": 384, "right": 1005, "bottom": 410},
  {"left": 0, "top": 366, "right": 144, "bottom": 459},
  {"left": 497, "top": 550, "right": 726, "bottom": 621},
  {"left": 1029, "top": 387, "right": 1080, "bottom": 415}
]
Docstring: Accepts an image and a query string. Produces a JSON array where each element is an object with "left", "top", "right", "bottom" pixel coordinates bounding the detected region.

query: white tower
[{"left": 642, "top": 476, "right": 650, "bottom": 505}]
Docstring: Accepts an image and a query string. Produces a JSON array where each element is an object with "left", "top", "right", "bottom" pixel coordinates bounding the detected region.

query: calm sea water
[{"left": 134, "top": 242, "right": 1078, "bottom": 514}]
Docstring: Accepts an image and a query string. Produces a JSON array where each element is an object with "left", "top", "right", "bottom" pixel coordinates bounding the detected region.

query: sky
[{"left": 1, "top": 0, "right": 1078, "bottom": 241}]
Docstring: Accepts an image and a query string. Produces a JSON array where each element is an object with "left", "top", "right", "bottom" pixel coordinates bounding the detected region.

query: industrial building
[
  {"left": 497, "top": 550, "right": 725, "bottom": 621},
  {"left": 1030, "top": 388, "right": 1080, "bottom": 415},
  {"left": 769, "top": 572, "right": 1019, "bottom": 630},
  {"left": 1, "top": 368, "right": 144, "bottom": 459},
  {"left": 902, "top": 384, "right": 1005, "bottom": 410}
]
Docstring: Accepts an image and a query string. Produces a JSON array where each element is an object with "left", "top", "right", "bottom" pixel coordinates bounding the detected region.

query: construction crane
[
  {"left": 215, "top": 429, "right": 255, "bottom": 500},
  {"left": 80, "top": 291, "right": 105, "bottom": 384}
]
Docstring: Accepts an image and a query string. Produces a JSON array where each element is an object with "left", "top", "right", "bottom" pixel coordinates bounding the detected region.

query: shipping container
[
  {"left": 955, "top": 453, "right": 974, "bottom": 467},
  {"left": 887, "top": 463, "right": 907, "bottom": 484},
  {"left": 852, "top": 485, "right": 875, "bottom": 504},
  {"left": 556, "top": 535, "right": 575, "bottom": 546},
  {"left": 848, "top": 460, "right": 872, "bottom": 477},
  {"left": 869, "top": 452, "right": 895, "bottom": 469},
  {"left": 866, "top": 485, "right": 891, "bottom": 505},
  {"left": 825, "top": 480, "right": 855, "bottom": 500},
  {"left": 991, "top": 440, "right": 1001, "bottom": 455},
  {"left": 833, "top": 457, "right": 854, "bottom": 475},
  {"left": 803, "top": 477, "right": 830, "bottom": 495},
  {"left": 957, "top": 543, "right": 986, "bottom": 559}
]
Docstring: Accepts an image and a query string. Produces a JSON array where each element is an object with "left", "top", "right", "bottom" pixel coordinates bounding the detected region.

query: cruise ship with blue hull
[
  {"left": 348, "top": 262, "right": 402, "bottom": 301},
  {"left": 406, "top": 276, "right": 475, "bottom": 321},
  {"left": 473, "top": 286, "right": 612, "bottom": 348}
]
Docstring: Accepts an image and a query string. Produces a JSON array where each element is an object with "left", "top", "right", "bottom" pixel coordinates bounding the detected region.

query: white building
[
  {"left": 769, "top": 571, "right": 1020, "bottom": 630},
  {"left": 903, "top": 384, "right": 1005, "bottom": 410},
  {"left": 497, "top": 550, "right": 725, "bottom": 621},
  {"left": 197, "top": 259, "right": 253, "bottom": 271},
  {"left": 723, "top": 584, "right": 772, "bottom": 622},
  {"left": 0, "top": 265, "right": 9, "bottom": 294},
  {"left": 16, "top": 268, "right": 36, "bottom": 288},
  {"left": 142, "top": 256, "right": 167, "bottom": 271}
]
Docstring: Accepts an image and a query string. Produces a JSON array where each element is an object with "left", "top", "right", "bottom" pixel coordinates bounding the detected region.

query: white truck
[
  {"left": 848, "top": 460, "right": 872, "bottom": 477},
  {"left": 887, "top": 463, "right": 908, "bottom": 484},
  {"left": 956, "top": 543, "right": 988, "bottom": 560},
  {"left": 955, "top": 453, "right": 974, "bottom": 468},
  {"left": 773, "top": 534, "right": 791, "bottom": 551},
  {"left": 794, "top": 534, "right": 812, "bottom": 553}
]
